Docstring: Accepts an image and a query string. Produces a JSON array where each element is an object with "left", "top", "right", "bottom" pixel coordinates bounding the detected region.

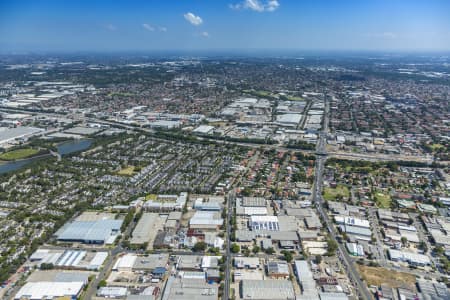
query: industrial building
[
  {"left": 234, "top": 257, "right": 260, "bottom": 269},
  {"left": 334, "top": 216, "right": 370, "bottom": 228},
  {"left": 250, "top": 215, "right": 280, "bottom": 231},
  {"left": 162, "top": 277, "right": 218, "bottom": 300},
  {"left": 294, "top": 260, "right": 320, "bottom": 300},
  {"left": 266, "top": 261, "right": 290, "bottom": 279},
  {"left": 0, "top": 126, "right": 44, "bottom": 147},
  {"left": 15, "top": 281, "right": 85, "bottom": 300},
  {"left": 388, "top": 249, "right": 431, "bottom": 267},
  {"left": 112, "top": 253, "right": 169, "bottom": 272},
  {"left": 276, "top": 114, "right": 302, "bottom": 127},
  {"left": 130, "top": 213, "right": 160, "bottom": 244},
  {"left": 144, "top": 192, "right": 188, "bottom": 212},
  {"left": 55, "top": 217, "right": 122, "bottom": 244},
  {"left": 346, "top": 243, "right": 365, "bottom": 256},
  {"left": 189, "top": 211, "right": 223, "bottom": 230},
  {"left": 240, "top": 280, "right": 296, "bottom": 300},
  {"left": 29, "top": 248, "right": 108, "bottom": 270}
]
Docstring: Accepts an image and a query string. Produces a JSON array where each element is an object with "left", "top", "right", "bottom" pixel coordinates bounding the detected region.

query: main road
[
  {"left": 312, "top": 96, "right": 373, "bottom": 300},
  {"left": 223, "top": 189, "right": 235, "bottom": 300}
]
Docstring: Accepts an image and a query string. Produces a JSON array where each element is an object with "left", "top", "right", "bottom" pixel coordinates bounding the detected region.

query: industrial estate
[{"left": 0, "top": 52, "right": 448, "bottom": 300}]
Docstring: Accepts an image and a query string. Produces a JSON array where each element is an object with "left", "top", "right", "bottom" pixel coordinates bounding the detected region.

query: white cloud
[
  {"left": 201, "top": 31, "right": 209, "bottom": 37},
  {"left": 184, "top": 12, "right": 203, "bottom": 26},
  {"left": 142, "top": 23, "right": 155, "bottom": 32},
  {"left": 230, "top": 0, "right": 279, "bottom": 12},
  {"left": 104, "top": 24, "right": 117, "bottom": 31},
  {"left": 158, "top": 26, "right": 167, "bottom": 32}
]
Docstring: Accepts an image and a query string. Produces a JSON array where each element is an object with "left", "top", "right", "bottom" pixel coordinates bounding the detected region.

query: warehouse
[
  {"left": 240, "top": 280, "right": 296, "bottom": 300},
  {"left": 267, "top": 261, "right": 290, "bottom": 279},
  {"left": 162, "top": 277, "right": 218, "bottom": 300},
  {"left": 56, "top": 218, "right": 122, "bottom": 244},
  {"left": 334, "top": 216, "right": 370, "bottom": 228},
  {"left": 242, "top": 197, "right": 266, "bottom": 207},
  {"left": 250, "top": 215, "right": 280, "bottom": 231},
  {"left": 189, "top": 211, "right": 223, "bottom": 230},
  {"left": 15, "top": 281, "right": 85, "bottom": 300},
  {"left": 97, "top": 286, "right": 128, "bottom": 298},
  {"left": 276, "top": 114, "right": 302, "bottom": 127},
  {"left": 193, "top": 125, "right": 215, "bottom": 135},
  {"left": 234, "top": 257, "right": 261, "bottom": 269},
  {"left": 130, "top": 213, "right": 159, "bottom": 244},
  {"left": 294, "top": 260, "right": 319, "bottom": 300},
  {"left": 346, "top": 243, "right": 364, "bottom": 256},
  {"left": 388, "top": 249, "right": 431, "bottom": 267},
  {"left": 0, "top": 126, "right": 44, "bottom": 147}
]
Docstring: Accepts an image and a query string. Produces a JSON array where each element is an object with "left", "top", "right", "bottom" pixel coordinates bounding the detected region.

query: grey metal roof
[
  {"left": 57, "top": 219, "right": 122, "bottom": 243},
  {"left": 240, "top": 280, "right": 295, "bottom": 300}
]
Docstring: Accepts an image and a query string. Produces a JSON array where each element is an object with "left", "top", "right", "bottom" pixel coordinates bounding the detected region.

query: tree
[
  {"left": 281, "top": 250, "right": 293, "bottom": 262},
  {"left": 98, "top": 280, "right": 107, "bottom": 288},
  {"left": 252, "top": 245, "right": 260, "bottom": 254},
  {"left": 326, "top": 238, "right": 338, "bottom": 256},
  {"left": 265, "top": 247, "right": 275, "bottom": 255},
  {"left": 231, "top": 243, "right": 240, "bottom": 254},
  {"left": 401, "top": 237, "right": 408, "bottom": 247},
  {"left": 315, "top": 255, "right": 322, "bottom": 264},
  {"left": 193, "top": 242, "right": 207, "bottom": 252},
  {"left": 418, "top": 241, "right": 428, "bottom": 253}
]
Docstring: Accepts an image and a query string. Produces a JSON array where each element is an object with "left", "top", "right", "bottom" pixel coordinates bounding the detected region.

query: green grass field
[
  {"left": 374, "top": 191, "right": 391, "bottom": 208},
  {"left": 0, "top": 148, "right": 41, "bottom": 161},
  {"left": 323, "top": 185, "right": 350, "bottom": 201}
]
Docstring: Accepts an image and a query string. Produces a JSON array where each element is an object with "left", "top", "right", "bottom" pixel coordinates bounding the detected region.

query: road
[
  {"left": 312, "top": 96, "right": 373, "bottom": 300},
  {"left": 0, "top": 107, "right": 432, "bottom": 165},
  {"left": 83, "top": 214, "right": 137, "bottom": 300},
  {"left": 224, "top": 189, "right": 236, "bottom": 300}
]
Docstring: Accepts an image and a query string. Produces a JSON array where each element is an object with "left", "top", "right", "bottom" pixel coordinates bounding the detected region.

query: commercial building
[{"left": 240, "top": 280, "right": 296, "bottom": 300}]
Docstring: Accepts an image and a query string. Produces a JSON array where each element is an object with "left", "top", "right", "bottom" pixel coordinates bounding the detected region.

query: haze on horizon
[{"left": 1, "top": 0, "right": 450, "bottom": 53}]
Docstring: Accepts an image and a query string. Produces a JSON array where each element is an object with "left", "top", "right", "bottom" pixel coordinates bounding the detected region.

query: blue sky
[{"left": 1, "top": 0, "right": 449, "bottom": 52}]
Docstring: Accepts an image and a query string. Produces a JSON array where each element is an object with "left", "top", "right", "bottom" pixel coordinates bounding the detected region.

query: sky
[{"left": 1, "top": 0, "right": 450, "bottom": 53}]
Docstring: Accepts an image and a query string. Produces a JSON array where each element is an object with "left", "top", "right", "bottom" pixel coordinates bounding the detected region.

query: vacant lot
[
  {"left": 323, "top": 185, "right": 350, "bottom": 201},
  {"left": 358, "top": 265, "right": 416, "bottom": 289},
  {"left": 116, "top": 166, "right": 135, "bottom": 176},
  {"left": 0, "top": 148, "right": 40, "bottom": 161}
]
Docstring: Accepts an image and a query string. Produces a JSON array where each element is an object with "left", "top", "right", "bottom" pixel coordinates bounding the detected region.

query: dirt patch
[{"left": 357, "top": 265, "right": 416, "bottom": 289}]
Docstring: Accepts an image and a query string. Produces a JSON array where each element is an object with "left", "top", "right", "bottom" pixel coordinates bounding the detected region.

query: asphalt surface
[
  {"left": 224, "top": 189, "right": 235, "bottom": 300},
  {"left": 312, "top": 96, "right": 373, "bottom": 300}
]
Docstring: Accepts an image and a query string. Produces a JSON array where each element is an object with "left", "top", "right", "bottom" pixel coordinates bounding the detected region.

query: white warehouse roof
[{"left": 15, "top": 281, "right": 84, "bottom": 300}]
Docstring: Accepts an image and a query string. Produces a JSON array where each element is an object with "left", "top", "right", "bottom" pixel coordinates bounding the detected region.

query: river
[{"left": 0, "top": 139, "right": 93, "bottom": 174}]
